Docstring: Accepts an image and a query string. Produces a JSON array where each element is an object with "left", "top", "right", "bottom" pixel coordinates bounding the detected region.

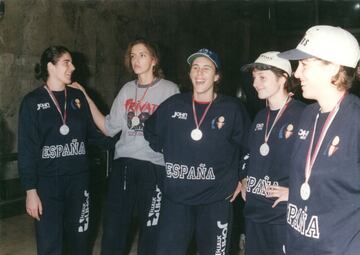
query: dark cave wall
[{"left": 0, "top": 0, "right": 304, "bottom": 178}]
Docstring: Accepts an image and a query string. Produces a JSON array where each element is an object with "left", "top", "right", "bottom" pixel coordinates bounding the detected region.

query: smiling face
[
  {"left": 294, "top": 58, "right": 336, "bottom": 100},
  {"left": 130, "top": 43, "right": 156, "bottom": 77},
  {"left": 48, "top": 52, "right": 75, "bottom": 85},
  {"left": 252, "top": 68, "right": 286, "bottom": 101},
  {"left": 189, "top": 56, "right": 219, "bottom": 101}
]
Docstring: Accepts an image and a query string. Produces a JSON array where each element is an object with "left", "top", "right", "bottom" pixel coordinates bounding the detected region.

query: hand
[
  {"left": 230, "top": 181, "right": 242, "bottom": 202},
  {"left": 240, "top": 178, "right": 247, "bottom": 201},
  {"left": 68, "top": 82, "right": 87, "bottom": 95},
  {"left": 26, "top": 189, "right": 43, "bottom": 221},
  {"left": 265, "top": 185, "right": 289, "bottom": 208}
]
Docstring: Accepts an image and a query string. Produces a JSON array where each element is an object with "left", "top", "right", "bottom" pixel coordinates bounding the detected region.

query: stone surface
[
  {"left": 0, "top": 1, "right": 282, "bottom": 167},
  {"left": 0, "top": 1, "right": 314, "bottom": 254}
]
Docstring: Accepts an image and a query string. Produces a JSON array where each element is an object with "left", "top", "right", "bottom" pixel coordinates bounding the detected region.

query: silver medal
[
  {"left": 59, "top": 124, "right": 70, "bottom": 135},
  {"left": 300, "top": 182, "right": 311, "bottom": 200},
  {"left": 132, "top": 116, "right": 140, "bottom": 127},
  {"left": 259, "top": 143, "right": 270, "bottom": 156},
  {"left": 191, "top": 128, "right": 203, "bottom": 141}
]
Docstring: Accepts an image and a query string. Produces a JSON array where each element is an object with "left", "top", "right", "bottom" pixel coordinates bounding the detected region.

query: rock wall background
[{"left": 2, "top": 0, "right": 358, "bottom": 179}]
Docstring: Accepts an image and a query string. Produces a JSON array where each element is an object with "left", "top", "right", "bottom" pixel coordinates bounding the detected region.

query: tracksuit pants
[
  {"left": 36, "top": 172, "right": 90, "bottom": 255},
  {"left": 245, "top": 219, "right": 286, "bottom": 255},
  {"left": 101, "top": 158, "right": 163, "bottom": 255},
  {"left": 156, "top": 197, "right": 233, "bottom": 255}
]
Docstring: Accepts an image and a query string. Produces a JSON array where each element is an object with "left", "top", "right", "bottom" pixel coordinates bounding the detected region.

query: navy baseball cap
[{"left": 187, "top": 48, "right": 221, "bottom": 69}]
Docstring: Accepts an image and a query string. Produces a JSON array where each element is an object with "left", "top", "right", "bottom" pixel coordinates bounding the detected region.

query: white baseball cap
[
  {"left": 241, "top": 51, "right": 292, "bottom": 76},
  {"left": 279, "top": 25, "right": 360, "bottom": 68}
]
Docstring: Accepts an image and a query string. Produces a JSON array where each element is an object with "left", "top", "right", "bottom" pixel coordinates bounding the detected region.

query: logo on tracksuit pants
[
  {"left": 215, "top": 221, "right": 228, "bottom": 255},
  {"left": 78, "top": 190, "right": 89, "bottom": 232},
  {"left": 146, "top": 185, "right": 162, "bottom": 226}
]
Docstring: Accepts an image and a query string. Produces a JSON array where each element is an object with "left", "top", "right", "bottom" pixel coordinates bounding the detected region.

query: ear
[
  {"left": 214, "top": 74, "right": 220, "bottom": 83},
  {"left": 278, "top": 75, "right": 287, "bottom": 89},
  {"left": 47, "top": 62, "right": 55, "bottom": 73},
  {"left": 151, "top": 57, "right": 157, "bottom": 68}
]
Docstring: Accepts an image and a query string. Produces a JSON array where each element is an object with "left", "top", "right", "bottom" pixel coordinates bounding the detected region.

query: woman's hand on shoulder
[{"left": 68, "top": 82, "right": 87, "bottom": 95}]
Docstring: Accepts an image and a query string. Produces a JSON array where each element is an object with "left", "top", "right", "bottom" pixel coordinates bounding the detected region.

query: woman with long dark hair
[{"left": 18, "top": 45, "right": 113, "bottom": 255}]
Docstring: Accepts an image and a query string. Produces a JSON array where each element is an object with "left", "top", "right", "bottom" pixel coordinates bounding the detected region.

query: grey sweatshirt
[{"left": 105, "top": 79, "right": 179, "bottom": 166}]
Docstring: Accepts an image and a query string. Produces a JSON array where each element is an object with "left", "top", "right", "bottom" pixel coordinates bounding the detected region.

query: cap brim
[
  {"left": 278, "top": 49, "right": 314, "bottom": 60},
  {"left": 240, "top": 63, "right": 273, "bottom": 72},
  {"left": 187, "top": 53, "right": 219, "bottom": 68},
  {"left": 240, "top": 63, "right": 254, "bottom": 72},
  {"left": 187, "top": 52, "right": 209, "bottom": 65}
]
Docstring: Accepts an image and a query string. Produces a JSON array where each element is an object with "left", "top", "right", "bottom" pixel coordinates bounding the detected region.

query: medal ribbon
[
  {"left": 304, "top": 93, "right": 346, "bottom": 183},
  {"left": 134, "top": 79, "right": 155, "bottom": 115},
  {"left": 44, "top": 85, "right": 67, "bottom": 125},
  {"left": 264, "top": 94, "right": 293, "bottom": 144},
  {"left": 192, "top": 96, "right": 214, "bottom": 130}
]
